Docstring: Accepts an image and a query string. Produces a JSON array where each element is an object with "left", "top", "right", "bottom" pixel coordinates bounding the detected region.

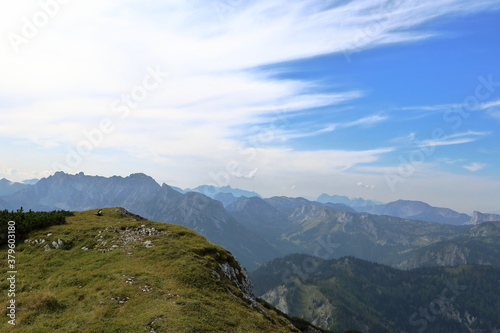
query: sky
[{"left": 1, "top": 0, "right": 499, "bottom": 214}]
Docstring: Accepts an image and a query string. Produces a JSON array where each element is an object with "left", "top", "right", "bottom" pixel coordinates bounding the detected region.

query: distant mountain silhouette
[
  {"left": 316, "top": 193, "right": 382, "bottom": 207},
  {"left": 181, "top": 185, "right": 261, "bottom": 199},
  {"left": 0, "top": 178, "right": 29, "bottom": 197},
  {"left": 1, "top": 172, "right": 278, "bottom": 270},
  {"left": 2, "top": 172, "right": 499, "bottom": 271},
  {"left": 466, "top": 211, "right": 500, "bottom": 225},
  {"left": 359, "top": 199, "right": 470, "bottom": 225}
]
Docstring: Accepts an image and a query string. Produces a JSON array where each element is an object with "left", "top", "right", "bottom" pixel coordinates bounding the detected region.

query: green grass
[{"left": 1, "top": 208, "right": 300, "bottom": 333}]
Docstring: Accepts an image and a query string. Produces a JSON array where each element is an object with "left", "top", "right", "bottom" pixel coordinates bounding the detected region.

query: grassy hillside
[{"left": 0, "top": 208, "right": 303, "bottom": 333}]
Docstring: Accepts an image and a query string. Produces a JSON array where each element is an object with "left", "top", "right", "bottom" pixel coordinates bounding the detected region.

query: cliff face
[
  {"left": 0, "top": 208, "right": 301, "bottom": 333},
  {"left": 466, "top": 211, "right": 500, "bottom": 225}
]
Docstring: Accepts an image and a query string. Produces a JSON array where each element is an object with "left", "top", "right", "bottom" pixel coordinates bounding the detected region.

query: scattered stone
[
  {"left": 123, "top": 276, "right": 135, "bottom": 284},
  {"left": 26, "top": 238, "right": 50, "bottom": 247},
  {"left": 141, "top": 285, "right": 152, "bottom": 292},
  {"left": 44, "top": 244, "right": 51, "bottom": 251},
  {"left": 110, "top": 296, "right": 129, "bottom": 304},
  {"left": 47, "top": 233, "right": 52, "bottom": 236},
  {"left": 52, "top": 241, "right": 59, "bottom": 249},
  {"left": 81, "top": 247, "right": 89, "bottom": 251},
  {"left": 94, "top": 224, "right": 165, "bottom": 252}
]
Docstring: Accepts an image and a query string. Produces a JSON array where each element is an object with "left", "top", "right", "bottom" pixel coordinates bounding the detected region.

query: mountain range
[
  {"left": 0, "top": 178, "right": 29, "bottom": 197},
  {"left": 1, "top": 172, "right": 499, "bottom": 272},
  {"left": 1, "top": 172, "right": 284, "bottom": 270},
  {"left": 176, "top": 185, "right": 261, "bottom": 200},
  {"left": 357, "top": 200, "right": 471, "bottom": 225},
  {"left": 317, "top": 197, "right": 500, "bottom": 226},
  {"left": 5, "top": 174, "right": 498, "bottom": 224},
  {"left": 315, "top": 193, "right": 382, "bottom": 208}
]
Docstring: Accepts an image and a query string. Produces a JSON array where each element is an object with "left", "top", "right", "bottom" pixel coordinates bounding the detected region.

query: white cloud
[
  {"left": 463, "top": 162, "right": 486, "bottom": 172},
  {"left": 357, "top": 181, "right": 375, "bottom": 189},
  {"left": 273, "top": 112, "right": 386, "bottom": 141},
  {"left": 0, "top": 0, "right": 499, "bottom": 208},
  {"left": 480, "top": 99, "right": 500, "bottom": 119},
  {"left": 340, "top": 114, "right": 389, "bottom": 128},
  {"left": 234, "top": 168, "right": 258, "bottom": 180},
  {"left": 397, "top": 98, "right": 500, "bottom": 120},
  {"left": 397, "top": 103, "right": 461, "bottom": 112},
  {"left": 418, "top": 131, "right": 490, "bottom": 147},
  {"left": 478, "top": 99, "right": 500, "bottom": 110},
  {"left": 391, "top": 132, "right": 416, "bottom": 143}
]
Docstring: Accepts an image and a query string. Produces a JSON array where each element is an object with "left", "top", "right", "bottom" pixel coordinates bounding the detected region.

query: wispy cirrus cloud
[
  {"left": 274, "top": 113, "right": 388, "bottom": 141},
  {"left": 2, "top": 1, "right": 497, "bottom": 139},
  {"left": 391, "top": 132, "right": 416, "bottom": 143},
  {"left": 479, "top": 99, "right": 500, "bottom": 119},
  {"left": 395, "top": 98, "right": 500, "bottom": 119},
  {"left": 0, "top": 0, "right": 499, "bottom": 199},
  {"left": 341, "top": 114, "right": 388, "bottom": 128},
  {"left": 396, "top": 103, "right": 461, "bottom": 112},
  {"left": 463, "top": 162, "right": 486, "bottom": 172},
  {"left": 418, "top": 131, "right": 490, "bottom": 147}
]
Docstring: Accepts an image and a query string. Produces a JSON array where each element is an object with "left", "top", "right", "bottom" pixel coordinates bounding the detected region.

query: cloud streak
[
  {"left": 463, "top": 162, "right": 486, "bottom": 172},
  {"left": 418, "top": 131, "right": 490, "bottom": 147}
]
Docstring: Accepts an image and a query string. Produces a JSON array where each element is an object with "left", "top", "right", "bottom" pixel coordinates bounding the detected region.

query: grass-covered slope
[{"left": 0, "top": 208, "right": 301, "bottom": 333}]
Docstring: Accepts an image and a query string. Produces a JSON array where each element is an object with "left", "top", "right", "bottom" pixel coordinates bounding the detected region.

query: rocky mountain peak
[{"left": 466, "top": 211, "right": 500, "bottom": 225}]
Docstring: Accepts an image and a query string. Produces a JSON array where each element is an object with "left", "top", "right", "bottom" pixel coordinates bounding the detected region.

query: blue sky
[{"left": 1, "top": 0, "right": 499, "bottom": 213}]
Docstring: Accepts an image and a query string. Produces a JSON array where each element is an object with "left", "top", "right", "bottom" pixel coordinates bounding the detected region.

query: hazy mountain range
[
  {"left": 315, "top": 193, "right": 382, "bottom": 208},
  {"left": 357, "top": 200, "right": 471, "bottom": 225},
  {"left": 176, "top": 184, "right": 261, "bottom": 199},
  {"left": 0, "top": 178, "right": 30, "bottom": 196},
  {"left": 1, "top": 172, "right": 499, "bottom": 272},
  {"left": 1, "top": 172, "right": 284, "bottom": 270}
]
